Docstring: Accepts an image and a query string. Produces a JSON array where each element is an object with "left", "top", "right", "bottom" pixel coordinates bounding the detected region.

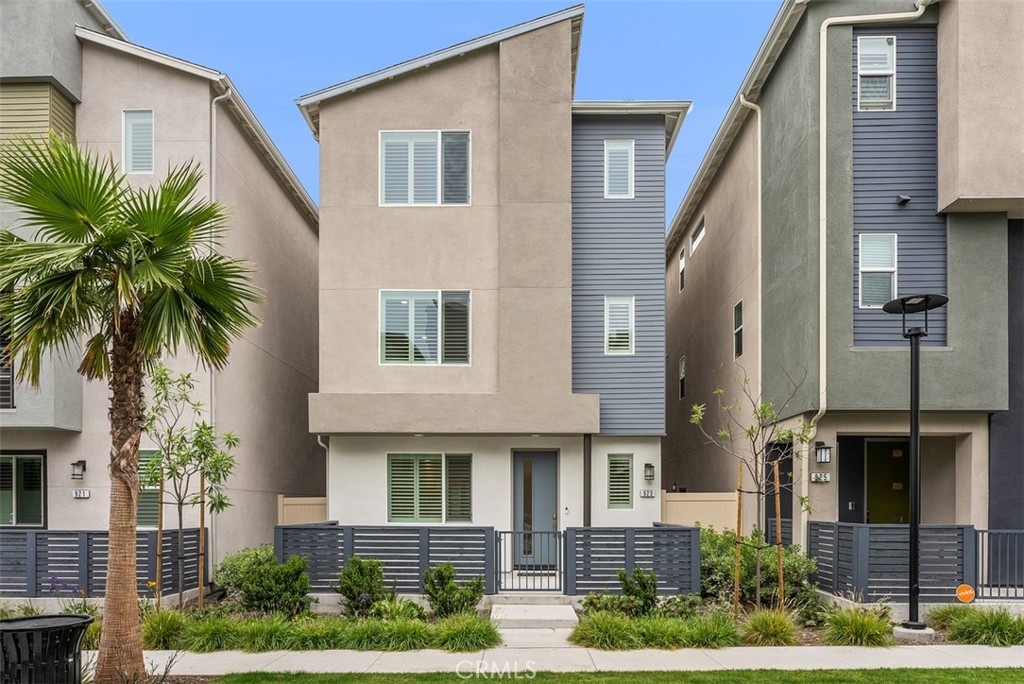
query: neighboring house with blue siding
[
  {"left": 298, "top": 6, "right": 687, "bottom": 542},
  {"left": 664, "top": 0, "right": 1022, "bottom": 546}
]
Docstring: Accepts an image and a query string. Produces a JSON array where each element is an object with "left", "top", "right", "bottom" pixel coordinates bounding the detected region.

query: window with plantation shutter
[
  {"left": 137, "top": 450, "right": 160, "bottom": 529},
  {"left": 604, "top": 295, "right": 634, "bottom": 355},
  {"left": 0, "top": 291, "right": 12, "bottom": 409},
  {"left": 380, "top": 131, "right": 470, "bottom": 205},
  {"left": 678, "top": 250, "right": 686, "bottom": 292},
  {"left": 859, "top": 233, "right": 897, "bottom": 308},
  {"left": 678, "top": 356, "right": 686, "bottom": 400},
  {"left": 123, "top": 110, "right": 154, "bottom": 173},
  {"left": 604, "top": 139, "right": 634, "bottom": 199},
  {"left": 858, "top": 36, "right": 896, "bottom": 111},
  {"left": 445, "top": 454, "right": 472, "bottom": 522},
  {"left": 733, "top": 301, "right": 744, "bottom": 359},
  {"left": 607, "top": 454, "right": 633, "bottom": 509},
  {"left": 1, "top": 452, "right": 45, "bottom": 527},
  {"left": 381, "top": 290, "right": 470, "bottom": 365}
]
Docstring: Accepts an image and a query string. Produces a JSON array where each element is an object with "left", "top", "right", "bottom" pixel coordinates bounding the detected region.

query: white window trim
[
  {"left": 678, "top": 249, "right": 686, "bottom": 292},
  {"left": 690, "top": 216, "right": 706, "bottom": 254},
  {"left": 733, "top": 300, "right": 744, "bottom": 359},
  {"left": 858, "top": 233, "right": 899, "bottom": 309},
  {"left": 386, "top": 452, "right": 472, "bottom": 524},
  {"left": 122, "top": 109, "right": 154, "bottom": 175},
  {"left": 378, "top": 130, "right": 472, "bottom": 207},
  {"left": 603, "top": 295, "right": 635, "bottom": 356},
  {"left": 378, "top": 289, "right": 472, "bottom": 366},
  {"left": 857, "top": 35, "right": 897, "bottom": 112},
  {"left": 0, "top": 452, "right": 45, "bottom": 528},
  {"left": 603, "top": 138, "right": 635, "bottom": 200}
]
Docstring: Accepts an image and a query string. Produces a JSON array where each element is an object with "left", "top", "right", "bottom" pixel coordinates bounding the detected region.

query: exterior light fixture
[
  {"left": 815, "top": 441, "right": 832, "bottom": 464},
  {"left": 71, "top": 460, "right": 87, "bottom": 480},
  {"left": 883, "top": 292, "right": 949, "bottom": 631},
  {"left": 644, "top": 463, "right": 655, "bottom": 481}
]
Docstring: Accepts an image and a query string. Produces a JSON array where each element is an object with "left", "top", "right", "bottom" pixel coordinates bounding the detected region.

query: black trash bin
[{"left": 0, "top": 614, "right": 94, "bottom": 684}]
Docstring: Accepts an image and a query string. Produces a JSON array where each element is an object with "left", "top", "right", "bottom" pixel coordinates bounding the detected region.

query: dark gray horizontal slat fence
[
  {"left": 765, "top": 518, "right": 793, "bottom": 546},
  {"left": 808, "top": 522, "right": 976, "bottom": 602},
  {"left": 276, "top": 523, "right": 495, "bottom": 595},
  {"left": 564, "top": 526, "right": 700, "bottom": 596},
  {"left": 0, "top": 528, "right": 205, "bottom": 598}
]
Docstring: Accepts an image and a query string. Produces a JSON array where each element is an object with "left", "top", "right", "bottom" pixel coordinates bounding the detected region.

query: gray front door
[{"left": 513, "top": 451, "right": 558, "bottom": 567}]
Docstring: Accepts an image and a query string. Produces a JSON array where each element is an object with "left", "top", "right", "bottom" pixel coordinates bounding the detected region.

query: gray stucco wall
[
  {"left": 572, "top": 114, "right": 666, "bottom": 435},
  {"left": 852, "top": 26, "right": 946, "bottom": 346},
  {"left": 0, "top": 0, "right": 104, "bottom": 101}
]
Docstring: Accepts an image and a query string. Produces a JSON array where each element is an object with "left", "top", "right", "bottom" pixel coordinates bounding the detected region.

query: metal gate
[{"left": 496, "top": 530, "right": 562, "bottom": 592}]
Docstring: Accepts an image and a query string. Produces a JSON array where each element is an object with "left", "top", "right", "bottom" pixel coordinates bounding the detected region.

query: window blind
[
  {"left": 381, "top": 131, "right": 469, "bottom": 205},
  {"left": 381, "top": 291, "right": 469, "bottom": 364},
  {"left": 860, "top": 233, "right": 897, "bottom": 307},
  {"left": 137, "top": 450, "right": 160, "bottom": 528},
  {"left": 607, "top": 454, "right": 633, "bottom": 509},
  {"left": 442, "top": 132, "right": 470, "bottom": 204},
  {"left": 605, "top": 295, "right": 634, "bottom": 354},
  {"left": 605, "top": 139, "right": 633, "bottom": 198},
  {"left": 441, "top": 292, "right": 470, "bottom": 364},
  {"left": 859, "top": 37, "right": 895, "bottom": 110},
  {"left": 388, "top": 454, "right": 443, "bottom": 522},
  {"left": 445, "top": 454, "right": 472, "bottom": 522},
  {"left": 124, "top": 111, "right": 154, "bottom": 173}
]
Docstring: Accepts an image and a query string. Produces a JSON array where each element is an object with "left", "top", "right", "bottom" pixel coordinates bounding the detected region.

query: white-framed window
[
  {"left": 387, "top": 453, "right": 472, "bottom": 523},
  {"left": 733, "top": 301, "right": 744, "bottom": 359},
  {"left": 678, "top": 249, "right": 686, "bottom": 292},
  {"left": 859, "top": 233, "right": 898, "bottom": 308},
  {"left": 690, "top": 217, "right": 706, "bottom": 254},
  {"left": 379, "top": 131, "right": 470, "bottom": 205},
  {"left": 607, "top": 454, "right": 633, "bottom": 509},
  {"left": 604, "top": 139, "right": 635, "bottom": 199},
  {"left": 380, "top": 290, "right": 470, "bottom": 365},
  {"left": 604, "top": 295, "right": 635, "bottom": 355},
  {"left": 858, "top": 36, "right": 896, "bottom": 111},
  {"left": 1, "top": 452, "right": 45, "bottom": 527},
  {"left": 123, "top": 110, "right": 154, "bottom": 174},
  {"left": 678, "top": 356, "right": 686, "bottom": 400}
]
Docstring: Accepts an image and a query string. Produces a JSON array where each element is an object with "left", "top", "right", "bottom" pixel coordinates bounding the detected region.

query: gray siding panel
[
  {"left": 572, "top": 115, "right": 666, "bottom": 434},
  {"left": 852, "top": 27, "right": 946, "bottom": 346}
]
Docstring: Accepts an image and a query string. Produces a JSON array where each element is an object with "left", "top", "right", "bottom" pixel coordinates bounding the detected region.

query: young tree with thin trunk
[{"left": 0, "top": 136, "right": 259, "bottom": 683}]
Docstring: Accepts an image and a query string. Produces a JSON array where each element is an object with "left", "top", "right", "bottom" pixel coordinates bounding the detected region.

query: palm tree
[{"left": 0, "top": 135, "right": 260, "bottom": 683}]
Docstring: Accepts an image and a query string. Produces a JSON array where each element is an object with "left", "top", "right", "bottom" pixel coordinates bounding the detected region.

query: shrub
[
  {"left": 632, "top": 616, "right": 689, "bottom": 649},
  {"left": 214, "top": 545, "right": 276, "bottom": 597},
  {"left": 336, "top": 556, "right": 389, "bottom": 618},
  {"left": 142, "top": 609, "right": 190, "bottom": 650},
  {"left": 654, "top": 594, "right": 703, "bottom": 620},
  {"left": 285, "top": 617, "right": 352, "bottom": 650},
  {"left": 184, "top": 616, "right": 241, "bottom": 652},
  {"left": 680, "top": 612, "right": 741, "bottom": 648},
  {"left": 699, "top": 526, "right": 817, "bottom": 607},
  {"left": 742, "top": 608, "right": 798, "bottom": 646},
  {"left": 81, "top": 619, "right": 102, "bottom": 650},
  {"left": 370, "top": 595, "right": 427, "bottom": 621},
  {"left": 238, "top": 555, "right": 311, "bottom": 617},
  {"left": 346, "top": 618, "right": 432, "bottom": 651},
  {"left": 423, "top": 563, "right": 484, "bottom": 618},
  {"left": 822, "top": 606, "right": 893, "bottom": 647},
  {"left": 569, "top": 611, "right": 639, "bottom": 650},
  {"left": 927, "top": 604, "right": 976, "bottom": 631},
  {"left": 617, "top": 567, "right": 659, "bottom": 617},
  {"left": 580, "top": 593, "right": 643, "bottom": 617},
  {"left": 236, "top": 615, "right": 293, "bottom": 652},
  {"left": 432, "top": 613, "right": 502, "bottom": 652},
  {"left": 945, "top": 608, "right": 1024, "bottom": 647}
]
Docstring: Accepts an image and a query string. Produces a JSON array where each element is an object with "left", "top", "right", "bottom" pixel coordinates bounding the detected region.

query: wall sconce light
[
  {"left": 644, "top": 463, "right": 655, "bottom": 481},
  {"left": 71, "top": 460, "right": 87, "bottom": 480},
  {"left": 815, "top": 442, "right": 832, "bottom": 464}
]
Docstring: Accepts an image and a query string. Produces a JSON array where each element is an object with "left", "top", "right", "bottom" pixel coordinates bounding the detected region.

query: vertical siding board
[
  {"left": 571, "top": 115, "right": 666, "bottom": 434},
  {"left": 852, "top": 27, "right": 946, "bottom": 346}
]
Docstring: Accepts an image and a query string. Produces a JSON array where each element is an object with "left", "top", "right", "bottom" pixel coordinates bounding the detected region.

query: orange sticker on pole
[{"left": 956, "top": 584, "right": 975, "bottom": 603}]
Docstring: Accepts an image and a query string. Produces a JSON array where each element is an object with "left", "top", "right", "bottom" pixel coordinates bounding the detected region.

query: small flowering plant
[{"left": 47, "top": 576, "right": 100, "bottom": 616}]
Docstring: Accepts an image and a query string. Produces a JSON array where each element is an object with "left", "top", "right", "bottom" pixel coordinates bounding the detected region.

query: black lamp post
[{"left": 883, "top": 293, "right": 948, "bottom": 629}]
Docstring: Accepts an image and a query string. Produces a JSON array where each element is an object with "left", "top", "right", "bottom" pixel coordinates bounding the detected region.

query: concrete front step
[
  {"left": 491, "top": 604, "right": 579, "bottom": 629},
  {"left": 489, "top": 594, "right": 574, "bottom": 606}
]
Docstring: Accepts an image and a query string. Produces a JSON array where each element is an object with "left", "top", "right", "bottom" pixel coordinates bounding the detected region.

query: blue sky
[{"left": 105, "top": 0, "right": 781, "bottom": 220}]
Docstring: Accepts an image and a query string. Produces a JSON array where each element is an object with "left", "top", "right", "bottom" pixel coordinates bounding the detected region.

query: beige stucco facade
[
  {"left": 937, "top": 0, "right": 1024, "bottom": 215},
  {"left": 1, "top": 32, "right": 321, "bottom": 561}
]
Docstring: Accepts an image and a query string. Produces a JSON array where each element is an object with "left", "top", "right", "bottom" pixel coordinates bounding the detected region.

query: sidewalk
[{"left": 110, "top": 632, "right": 1024, "bottom": 676}]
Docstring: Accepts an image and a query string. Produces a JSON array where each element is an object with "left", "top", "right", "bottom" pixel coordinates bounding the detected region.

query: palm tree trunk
[{"left": 95, "top": 318, "right": 146, "bottom": 683}]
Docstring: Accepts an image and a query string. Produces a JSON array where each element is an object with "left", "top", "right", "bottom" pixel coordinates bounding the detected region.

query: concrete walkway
[{"left": 106, "top": 642, "right": 1024, "bottom": 676}]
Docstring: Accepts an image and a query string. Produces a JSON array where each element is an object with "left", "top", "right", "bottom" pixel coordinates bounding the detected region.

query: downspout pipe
[
  {"left": 805, "top": 0, "right": 936, "bottom": 545},
  {"left": 208, "top": 87, "right": 232, "bottom": 564},
  {"left": 317, "top": 436, "right": 330, "bottom": 520}
]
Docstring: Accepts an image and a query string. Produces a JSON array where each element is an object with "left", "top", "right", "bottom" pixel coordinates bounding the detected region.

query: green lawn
[{"left": 216, "top": 670, "right": 1022, "bottom": 684}]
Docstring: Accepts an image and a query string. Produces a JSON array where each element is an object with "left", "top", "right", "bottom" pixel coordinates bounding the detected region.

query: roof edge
[
  {"left": 572, "top": 100, "right": 692, "bottom": 158},
  {"left": 74, "top": 26, "right": 319, "bottom": 231},
  {"left": 78, "top": 0, "right": 129, "bottom": 42}
]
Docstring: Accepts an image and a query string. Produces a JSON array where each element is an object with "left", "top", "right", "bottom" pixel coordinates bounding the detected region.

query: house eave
[{"left": 572, "top": 100, "right": 691, "bottom": 158}]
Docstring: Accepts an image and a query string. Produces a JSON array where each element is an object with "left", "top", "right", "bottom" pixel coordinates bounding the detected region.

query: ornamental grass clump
[
  {"left": 680, "top": 612, "right": 741, "bottom": 649},
  {"left": 741, "top": 608, "right": 798, "bottom": 646},
  {"left": 432, "top": 613, "right": 502, "bottom": 652},
  {"left": 926, "top": 604, "right": 975, "bottom": 631},
  {"left": 141, "top": 609, "right": 190, "bottom": 650},
  {"left": 945, "top": 608, "right": 1024, "bottom": 647},
  {"left": 632, "top": 617, "right": 689, "bottom": 649},
  {"left": 285, "top": 617, "right": 352, "bottom": 650},
  {"left": 569, "top": 612, "right": 640, "bottom": 650},
  {"left": 822, "top": 606, "right": 894, "bottom": 647},
  {"left": 184, "top": 616, "right": 241, "bottom": 652},
  {"left": 236, "top": 615, "right": 293, "bottom": 652},
  {"left": 346, "top": 618, "right": 433, "bottom": 651}
]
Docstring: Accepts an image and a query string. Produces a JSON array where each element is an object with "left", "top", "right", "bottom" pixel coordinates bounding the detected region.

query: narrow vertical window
[
  {"left": 678, "top": 249, "right": 686, "bottom": 292},
  {"left": 859, "top": 233, "right": 898, "bottom": 308},
  {"left": 607, "top": 454, "right": 633, "bottom": 509},
  {"left": 858, "top": 36, "right": 896, "bottom": 111},
  {"left": 678, "top": 356, "right": 686, "bottom": 400},
  {"left": 0, "top": 453, "right": 45, "bottom": 527},
  {"left": 123, "top": 110, "right": 154, "bottom": 173},
  {"left": 441, "top": 132, "right": 470, "bottom": 204},
  {"left": 0, "top": 289, "right": 12, "bottom": 409},
  {"left": 604, "top": 139, "right": 634, "bottom": 199},
  {"left": 733, "top": 301, "right": 744, "bottom": 359},
  {"left": 604, "top": 295, "right": 635, "bottom": 355},
  {"left": 441, "top": 291, "right": 470, "bottom": 364},
  {"left": 137, "top": 450, "right": 160, "bottom": 529},
  {"left": 690, "top": 217, "right": 706, "bottom": 254},
  {"left": 445, "top": 454, "right": 472, "bottom": 522}
]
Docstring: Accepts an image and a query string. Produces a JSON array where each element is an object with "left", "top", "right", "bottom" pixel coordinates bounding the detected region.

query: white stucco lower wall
[{"left": 328, "top": 434, "right": 663, "bottom": 529}]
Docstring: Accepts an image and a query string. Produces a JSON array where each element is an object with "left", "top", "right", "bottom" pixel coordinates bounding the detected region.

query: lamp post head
[{"left": 883, "top": 293, "right": 949, "bottom": 338}]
